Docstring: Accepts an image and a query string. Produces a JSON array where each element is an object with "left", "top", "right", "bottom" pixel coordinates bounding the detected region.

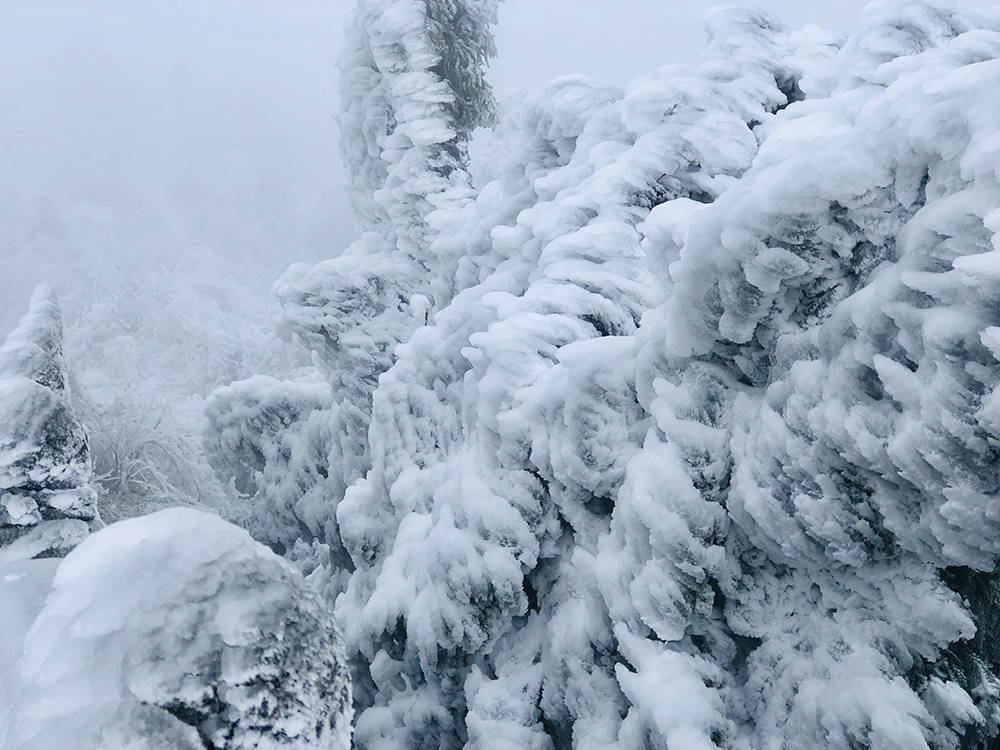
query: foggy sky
[
  {"left": 0, "top": 1, "right": 870, "bottom": 334},
  {"left": 492, "top": 0, "right": 868, "bottom": 88}
]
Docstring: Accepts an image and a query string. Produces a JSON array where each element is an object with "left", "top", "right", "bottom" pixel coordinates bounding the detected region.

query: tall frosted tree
[
  {"left": 208, "top": 0, "right": 1000, "bottom": 748},
  {"left": 338, "top": 0, "right": 498, "bottom": 242},
  {"left": 216, "top": 1, "right": 502, "bottom": 540}
]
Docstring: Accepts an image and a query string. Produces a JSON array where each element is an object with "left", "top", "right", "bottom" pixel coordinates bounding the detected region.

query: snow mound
[{"left": 3, "top": 508, "right": 352, "bottom": 750}]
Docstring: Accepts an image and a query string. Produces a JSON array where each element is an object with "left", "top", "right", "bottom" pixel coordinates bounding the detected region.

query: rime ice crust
[{"left": 0, "top": 285, "right": 100, "bottom": 559}]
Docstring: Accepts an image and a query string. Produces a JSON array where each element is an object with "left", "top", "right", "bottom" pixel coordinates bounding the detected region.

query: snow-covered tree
[
  {"left": 215, "top": 2, "right": 503, "bottom": 570},
  {"left": 0, "top": 284, "right": 100, "bottom": 561},
  {"left": 210, "top": 0, "right": 1000, "bottom": 747},
  {"left": 338, "top": 0, "right": 498, "bottom": 242},
  {"left": 2, "top": 508, "right": 352, "bottom": 750}
]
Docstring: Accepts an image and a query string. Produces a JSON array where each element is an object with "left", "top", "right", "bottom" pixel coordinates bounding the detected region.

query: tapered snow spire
[{"left": 0, "top": 285, "right": 100, "bottom": 560}]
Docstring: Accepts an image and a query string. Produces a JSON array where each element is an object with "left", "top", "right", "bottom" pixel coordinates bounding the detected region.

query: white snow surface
[
  {"left": 0, "top": 285, "right": 100, "bottom": 557},
  {"left": 0, "top": 558, "right": 60, "bottom": 724}
]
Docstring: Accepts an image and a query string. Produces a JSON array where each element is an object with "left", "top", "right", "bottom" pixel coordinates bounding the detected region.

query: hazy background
[
  {"left": 492, "top": 0, "right": 869, "bottom": 86},
  {"left": 0, "top": 0, "right": 870, "bottom": 515}
]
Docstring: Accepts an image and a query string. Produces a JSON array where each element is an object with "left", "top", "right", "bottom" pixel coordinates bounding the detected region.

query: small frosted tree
[
  {"left": 0, "top": 284, "right": 100, "bottom": 560},
  {"left": 3, "top": 508, "right": 353, "bottom": 750}
]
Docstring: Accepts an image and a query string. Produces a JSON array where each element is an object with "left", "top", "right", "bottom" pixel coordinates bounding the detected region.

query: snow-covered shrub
[
  {"left": 338, "top": 0, "right": 498, "bottom": 242},
  {"left": 0, "top": 285, "right": 99, "bottom": 561},
  {"left": 2, "top": 508, "right": 352, "bottom": 750},
  {"left": 204, "top": 374, "right": 341, "bottom": 554},
  {"left": 87, "top": 390, "right": 212, "bottom": 521}
]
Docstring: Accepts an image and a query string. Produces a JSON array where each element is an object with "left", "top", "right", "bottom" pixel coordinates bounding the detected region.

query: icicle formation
[
  {"left": 209, "top": 0, "right": 1000, "bottom": 747},
  {"left": 0, "top": 284, "right": 100, "bottom": 560}
]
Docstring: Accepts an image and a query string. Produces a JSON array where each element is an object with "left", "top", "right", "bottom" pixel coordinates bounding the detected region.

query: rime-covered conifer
[{"left": 0, "top": 285, "right": 99, "bottom": 561}]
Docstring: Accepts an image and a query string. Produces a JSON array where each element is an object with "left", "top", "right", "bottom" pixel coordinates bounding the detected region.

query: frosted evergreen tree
[
  {"left": 0, "top": 284, "right": 100, "bottom": 561},
  {"left": 628, "top": 1, "right": 1000, "bottom": 746},
  {"left": 331, "top": 9, "right": 848, "bottom": 748},
  {"left": 212, "top": 1, "right": 505, "bottom": 558},
  {"left": 209, "top": 0, "right": 1000, "bottom": 748}
]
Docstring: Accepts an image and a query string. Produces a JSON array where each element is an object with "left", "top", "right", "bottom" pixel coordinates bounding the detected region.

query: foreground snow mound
[
  {"left": 0, "top": 557, "right": 60, "bottom": 727},
  {"left": 0, "top": 284, "right": 99, "bottom": 560},
  {"left": 3, "top": 508, "right": 352, "bottom": 750}
]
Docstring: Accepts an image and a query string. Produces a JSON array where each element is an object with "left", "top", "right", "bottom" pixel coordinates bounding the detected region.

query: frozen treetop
[
  {"left": 339, "top": 0, "right": 499, "bottom": 244},
  {"left": 0, "top": 285, "right": 67, "bottom": 390},
  {"left": 0, "top": 285, "right": 99, "bottom": 559}
]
